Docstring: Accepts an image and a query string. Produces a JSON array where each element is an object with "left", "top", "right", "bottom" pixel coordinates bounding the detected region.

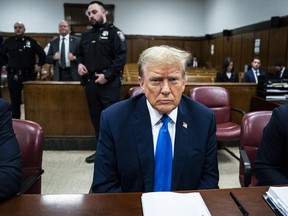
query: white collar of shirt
[
  {"left": 146, "top": 99, "right": 177, "bottom": 156},
  {"left": 280, "top": 67, "right": 285, "bottom": 77},
  {"left": 253, "top": 69, "right": 259, "bottom": 83},
  {"left": 226, "top": 71, "right": 232, "bottom": 79},
  {"left": 61, "top": 34, "right": 69, "bottom": 40}
]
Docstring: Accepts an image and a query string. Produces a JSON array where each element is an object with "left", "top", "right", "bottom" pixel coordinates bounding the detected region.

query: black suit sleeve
[
  {"left": 254, "top": 105, "right": 288, "bottom": 185},
  {"left": 0, "top": 99, "right": 22, "bottom": 201}
]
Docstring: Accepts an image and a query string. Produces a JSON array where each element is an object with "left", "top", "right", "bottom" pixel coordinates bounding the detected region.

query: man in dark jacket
[
  {"left": 77, "top": 1, "right": 127, "bottom": 163},
  {"left": 0, "top": 22, "right": 46, "bottom": 118}
]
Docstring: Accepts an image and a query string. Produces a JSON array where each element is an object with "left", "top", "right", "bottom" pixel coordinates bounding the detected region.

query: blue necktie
[{"left": 153, "top": 114, "right": 172, "bottom": 191}]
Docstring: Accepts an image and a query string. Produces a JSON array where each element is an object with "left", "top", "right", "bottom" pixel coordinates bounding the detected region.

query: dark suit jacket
[
  {"left": 0, "top": 99, "right": 22, "bottom": 201},
  {"left": 254, "top": 103, "right": 288, "bottom": 185},
  {"left": 46, "top": 35, "right": 80, "bottom": 81},
  {"left": 243, "top": 69, "right": 266, "bottom": 82},
  {"left": 92, "top": 94, "right": 219, "bottom": 193},
  {"left": 276, "top": 68, "right": 288, "bottom": 79},
  {"left": 215, "top": 71, "right": 239, "bottom": 82}
]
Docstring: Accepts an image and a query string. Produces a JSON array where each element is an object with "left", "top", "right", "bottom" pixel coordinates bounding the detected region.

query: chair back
[
  {"left": 239, "top": 111, "right": 272, "bottom": 186},
  {"left": 128, "top": 86, "right": 143, "bottom": 98},
  {"left": 189, "top": 86, "right": 231, "bottom": 124},
  {"left": 12, "top": 119, "right": 44, "bottom": 194}
]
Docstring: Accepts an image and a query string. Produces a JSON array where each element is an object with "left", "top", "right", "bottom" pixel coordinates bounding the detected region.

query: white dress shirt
[{"left": 146, "top": 99, "right": 177, "bottom": 157}]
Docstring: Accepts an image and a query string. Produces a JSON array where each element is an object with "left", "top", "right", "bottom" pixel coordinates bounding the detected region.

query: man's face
[
  {"left": 140, "top": 65, "right": 186, "bottom": 115},
  {"left": 14, "top": 23, "right": 25, "bottom": 36},
  {"left": 251, "top": 59, "right": 261, "bottom": 70},
  {"left": 58, "top": 21, "right": 70, "bottom": 36},
  {"left": 87, "top": 3, "right": 105, "bottom": 27}
]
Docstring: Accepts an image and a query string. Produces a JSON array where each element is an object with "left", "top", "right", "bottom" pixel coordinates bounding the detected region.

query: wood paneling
[
  {"left": 240, "top": 32, "right": 255, "bottom": 70},
  {"left": 231, "top": 35, "right": 242, "bottom": 72},
  {"left": 3, "top": 15, "right": 288, "bottom": 72},
  {"left": 268, "top": 27, "right": 288, "bottom": 72},
  {"left": 255, "top": 30, "right": 269, "bottom": 70},
  {"left": 23, "top": 82, "right": 256, "bottom": 138},
  {"left": 131, "top": 39, "right": 149, "bottom": 62}
]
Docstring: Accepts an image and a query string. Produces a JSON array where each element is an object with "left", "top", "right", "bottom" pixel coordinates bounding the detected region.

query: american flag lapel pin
[{"left": 183, "top": 122, "right": 188, "bottom": 128}]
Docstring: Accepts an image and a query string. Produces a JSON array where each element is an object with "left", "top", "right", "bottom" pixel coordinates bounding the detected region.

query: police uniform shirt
[
  {"left": 0, "top": 36, "right": 46, "bottom": 70},
  {"left": 77, "top": 22, "right": 127, "bottom": 81}
]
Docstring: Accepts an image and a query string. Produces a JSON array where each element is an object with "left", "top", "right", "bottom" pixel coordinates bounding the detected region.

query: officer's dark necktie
[
  {"left": 153, "top": 114, "right": 172, "bottom": 192},
  {"left": 255, "top": 70, "right": 260, "bottom": 76},
  {"left": 60, "top": 37, "right": 66, "bottom": 69}
]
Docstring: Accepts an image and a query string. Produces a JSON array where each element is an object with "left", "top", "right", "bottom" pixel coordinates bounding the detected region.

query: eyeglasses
[{"left": 14, "top": 26, "right": 23, "bottom": 29}]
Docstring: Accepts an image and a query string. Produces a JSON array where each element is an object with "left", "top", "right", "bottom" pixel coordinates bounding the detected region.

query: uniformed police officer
[
  {"left": 0, "top": 22, "right": 46, "bottom": 118},
  {"left": 77, "top": 1, "right": 127, "bottom": 163}
]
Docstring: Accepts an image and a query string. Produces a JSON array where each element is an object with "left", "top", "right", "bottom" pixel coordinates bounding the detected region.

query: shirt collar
[
  {"left": 146, "top": 99, "right": 177, "bottom": 126},
  {"left": 61, "top": 34, "right": 69, "bottom": 40}
]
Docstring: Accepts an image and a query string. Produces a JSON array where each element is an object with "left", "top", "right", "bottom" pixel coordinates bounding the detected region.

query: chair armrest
[
  {"left": 239, "top": 149, "right": 251, "bottom": 187},
  {"left": 231, "top": 107, "right": 246, "bottom": 116},
  {"left": 17, "top": 169, "right": 44, "bottom": 195}
]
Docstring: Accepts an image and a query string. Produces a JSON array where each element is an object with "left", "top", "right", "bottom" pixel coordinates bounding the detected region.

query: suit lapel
[
  {"left": 132, "top": 96, "right": 155, "bottom": 192},
  {"left": 171, "top": 100, "right": 191, "bottom": 190},
  {"left": 69, "top": 36, "right": 74, "bottom": 52}
]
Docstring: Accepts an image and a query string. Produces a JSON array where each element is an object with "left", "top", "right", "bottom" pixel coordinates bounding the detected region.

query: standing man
[
  {"left": 77, "top": 1, "right": 127, "bottom": 163},
  {"left": 46, "top": 20, "right": 80, "bottom": 81},
  {"left": 243, "top": 57, "right": 266, "bottom": 83},
  {"left": 0, "top": 22, "right": 46, "bottom": 118},
  {"left": 91, "top": 45, "right": 219, "bottom": 193}
]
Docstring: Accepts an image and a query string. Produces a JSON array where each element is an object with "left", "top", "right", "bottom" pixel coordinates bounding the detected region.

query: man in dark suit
[
  {"left": 0, "top": 99, "right": 22, "bottom": 201},
  {"left": 92, "top": 45, "right": 219, "bottom": 193},
  {"left": 254, "top": 103, "right": 288, "bottom": 185},
  {"left": 46, "top": 20, "right": 80, "bottom": 81},
  {"left": 243, "top": 57, "right": 266, "bottom": 83},
  {"left": 274, "top": 62, "right": 288, "bottom": 79}
]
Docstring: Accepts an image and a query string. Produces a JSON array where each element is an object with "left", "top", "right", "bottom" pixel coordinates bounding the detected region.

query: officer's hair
[
  {"left": 89, "top": 1, "right": 106, "bottom": 10},
  {"left": 138, "top": 45, "right": 191, "bottom": 78}
]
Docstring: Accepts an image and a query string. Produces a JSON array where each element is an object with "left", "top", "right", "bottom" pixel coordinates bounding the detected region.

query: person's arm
[
  {"left": 92, "top": 110, "right": 122, "bottom": 193},
  {"left": 33, "top": 39, "right": 46, "bottom": 67},
  {"left": 254, "top": 106, "right": 288, "bottom": 185},
  {"left": 198, "top": 112, "right": 219, "bottom": 189},
  {"left": 45, "top": 42, "right": 55, "bottom": 64},
  {"left": 0, "top": 100, "right": 22, "bottom": 201},
  {"left": 103, "top": 28, "right": 127, "bottom": 81}
]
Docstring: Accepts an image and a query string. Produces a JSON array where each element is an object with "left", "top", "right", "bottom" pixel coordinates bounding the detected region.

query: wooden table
[{"left": 0, "top": 186, "right": 274, "bottom": 216}]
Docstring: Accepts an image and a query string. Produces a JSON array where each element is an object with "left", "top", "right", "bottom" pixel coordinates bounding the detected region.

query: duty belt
[{"left": 9, "top": 68, "right": 33, "bottom": 76}]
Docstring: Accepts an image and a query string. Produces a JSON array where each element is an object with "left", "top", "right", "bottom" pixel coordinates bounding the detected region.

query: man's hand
[
  {"left": 53, "top": 51, "right": 61, "bottom": 60},
  {"left": 34, "top": 64, "right": 41, "bottom": 73},
  {"left": 68, "top": 52, "right": 76, "bottom": 61},
  {"left": 95, "top": 73, "right": 107, "bottom": 84},
  {"left": 78, "top": 63, "right": 88, "bottom": 76}
]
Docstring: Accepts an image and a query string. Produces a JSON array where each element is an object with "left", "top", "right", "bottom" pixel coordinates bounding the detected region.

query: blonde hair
[{"left": 138, "top": 45, "right": 191, "bottom": 78}]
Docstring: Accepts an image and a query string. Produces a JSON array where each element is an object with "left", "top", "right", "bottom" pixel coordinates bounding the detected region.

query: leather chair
[
  {"left": 189, "top": 86, "right": 245, "bottom": 160},
  {"left": 12, "top": 119, "right": 45, "bottom": 194},
  {"left": 239, "top": 111, "right": 272, "bottom": 187},
  {"left": 128, "top": 86, "right": 143, "bottom": 98}
]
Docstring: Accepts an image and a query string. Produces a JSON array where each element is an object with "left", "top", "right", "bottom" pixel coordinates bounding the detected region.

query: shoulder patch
[{"left": 117, "top": 31, "right": 125, "bottom": 41}]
